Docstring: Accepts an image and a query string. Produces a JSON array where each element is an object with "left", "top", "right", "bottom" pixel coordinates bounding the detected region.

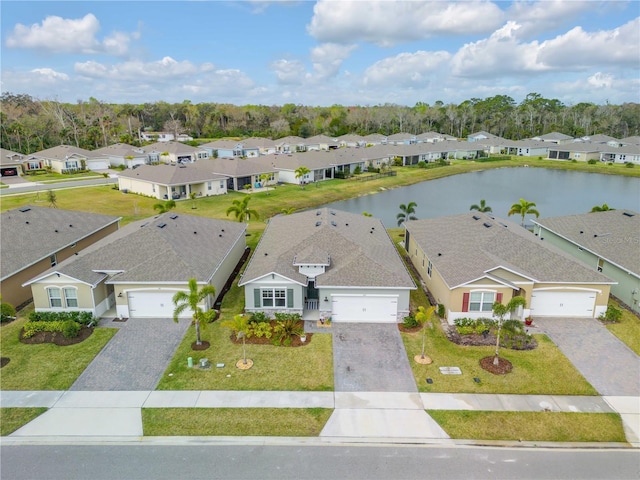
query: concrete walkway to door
[
  {"left": 533, "top": 317, "right": 640, "bottom": 396},
  {"left": 70, "top": 317, "right": 191, "bottom": 391}
]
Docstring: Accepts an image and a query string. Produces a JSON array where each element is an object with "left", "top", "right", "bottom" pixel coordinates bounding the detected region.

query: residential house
[
  {"left": 387, "top": 132, "right": 416, "bottom": 145},
  {"left": 533, "top": 210, "right": 640, "bottom": 314},
  {"left": 144, "top": 141, "right": 208, "bottom": 164},
  {"left": 204, "top": 157, "right": 278, "bottom": 191},
  {"left": 599, "top": 144, "right": 640, "bottom": 164},
  {"left": 336, "top": 134, "right": 365, "bottom": 148},
  {"left": 117, "top": 163, "right": 227, "bottom": 200},
  {"left": 499, "top": 139, "right": 550, "bottom": 157},
  {"left": 1, "top": 206, "right": 120, "bottom": 308},
  {"left": 303, "top": 135, "right": 339, "bottom": 151},
  {"left": 201, "top": 140, "right": 243, "bottom": 159},
  {"left": 139, "top": 131, "right": 193, "bottom": 143},
  {"left": 240, "top": 137, "right": 276, "bottom": 157},
  {"left": 405, "top": 213, "right": 614, "bottom": 323},
  {"left": 0, "top": 147, "right": 25, "bottom": 177},
  {"left": 92, "top": 143, "right": 148, "bottom": 169},
  {"left": 239, "top": 209, "right": 415, "bottom": 322},
  {"left": 361, "top": 133, "right": 388, "bottom": 146},
  {"left": 416, "top": 132, "right": 456, "bottom": 143},
  {"left": 467, "top": 131, "right": 500, "bottom": 142},
  {"left": 532, "top": 132, "right": 574, "bottom": 144},
  {"left": 24, "top": 213, "right": 247, "bottom": 319},
  {"left": 547, "top": 143, "right": 603, "bottom": 161},
  {"left": 27, "top": 145, "right": 109, "bottom": 173},
  {"left": 274, "top": 136, "right": 307, "bottom": 154}
]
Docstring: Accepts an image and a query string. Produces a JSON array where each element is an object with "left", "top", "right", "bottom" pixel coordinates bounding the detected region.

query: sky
[{"left": 1, "top": 0, "right": 639, "bottom": 107}]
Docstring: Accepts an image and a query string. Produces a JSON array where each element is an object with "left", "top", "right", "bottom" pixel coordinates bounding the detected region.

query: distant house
[
  {"left": 467, "top": 131, "right": 500, "bottom": 142},
  {"left": 200, "top": 140, "right": 243, "bottom": 159},
  {"left": 599, "top": 144, "right": 640, "bottom": 164},
  {"left": 239, "top": 209, "right": 415, "bottom": 322},
  {"left": 532, "top": 132, "right": 574, "bottom": 144},
  {"left": 547, "top": 143, "right": 602, "bottom": 161},
  {"left": 1, "top": 206, "right": 120, "bottom": 308},
  {"left": 204, "top": 157, "right": 278, "bottom": 191},
  {"left": 361, "top": 133, "right": 388, "bottom": 146},
  {"left": 274, "top": 136, "right": 307, "bottom": 154},
  {"left": 0, "top": 147, "right": 25, "bottom": 177},
  {"left": 144, "top": 141, "right": 208, "bottom": 164},
  {"left": 416, "top": 132, "right": 456, "bottom": 143},
  {"left": 240, "top": 137, "right": 276, "bottom": 157},
  {"left": 498, "top": 139, "right": 550, "bottom": 157},
  {"left": 24, "top": 213, "right": 246, "bottom": 319},
  {"left": 139, "top": 131, "right": 193, "bottom": 143},
  {"left": 303, "top": 135, "right": 339, "bottom": 151},
  {"left": 336, "top": 134, "right": 365, "bottom": 148},
  {"left": 117, "top": 163, "right": 227, "bottom": 200},
  {"left": 533, "top": 210, "right": 640, "bottom": 315},
  {"left": 92, "top": 143, "right": 148, "bottom": 169},
  {"left": 387, "top": 132, "right": 416, "bottom": 145},
  {"left": 27, "top": 145, "right": 109, "bottom": 173},
  {"left": 405, "top": 213, "right": 614, "bottom": 322}
]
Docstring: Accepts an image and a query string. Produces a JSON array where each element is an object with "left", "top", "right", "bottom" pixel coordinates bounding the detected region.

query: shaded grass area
[
  {"left": 428, "top": 410, "right": 627, "bottom": 443},
  {"left": 0, "top": 314, "right": 117, "bottom": 390},
  {"left": 605, "top": 299, "right": 640, "bottom": 355},
  {"left": 0, "top": 408, "right": 48, "bottom": 436},
  {"left": 143, "top": 408, "right": 333, "bottom": 437}
]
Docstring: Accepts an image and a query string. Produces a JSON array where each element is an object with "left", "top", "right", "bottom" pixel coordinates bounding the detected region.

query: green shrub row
[
  {"left": 28, "top": 311, "right": 95, "bottom": 325},
  {"left": 22, "top": 320, "right": 82, "bottom": 339},
  {"left": 244, "top": 312, "right": 304, "bottom": 346},
  {"left": 454, "top": 317, "right": 496, "bottom": 335}
]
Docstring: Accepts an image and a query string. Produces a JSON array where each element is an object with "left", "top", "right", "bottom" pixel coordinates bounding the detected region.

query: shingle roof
[
  {"left": 1, "top": 206, "right": 120, "bottom": 280},
  {"left": 240, "top": 209, "right": 415, "bottom": 289},
  {"left": 92, "top": 143, "right": 145, "bottom": 157},
  {"left": 118, "top": 163, "right": 226, "bottom": 185},
  {"left": 202, "top": 158, "right": 276, "bottom": 177},
  {"left": 26, "top": 213, "right": 246, "bottom": 285},
  {"left": 533, "top": 210, "right": 640, "bottom": 275},
  {"left": 0, "top": 148, "right": 25, "bottom": 166},
  {"left": 405, "top": 213, "right": 614, "bottom": 288},
  {"left": 144, "top": 141, "right": 199, "bottom": 154},
  {"left": 30, "top": 145, "right": 97, "bottom": 160}
]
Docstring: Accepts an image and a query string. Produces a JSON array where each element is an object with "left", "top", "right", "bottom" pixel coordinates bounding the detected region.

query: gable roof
[
  {"left": 533, "top": 210, "right": 640, "bottom": 276},
  {"left": 405, "top": 213, "right": 614, "bottom": 289},
  {"left": 0, "top": 147, "right": 25, "bottom": 166},
  {"left": 30, "top": 145, "right": 97, "bottom": 160},
  {"left": 92, "top": 143, "right": 145, "bottom": 157},
  {"left": 240, "top": 208, "right": 415, "bottom": 289},
  {"left": 118, "top": 163, "right": 225, "bottom": 185},
  {"left": 202, "top": 157, "right": 276, "bottom": 177},
  {"left": 144, "top": 141, "right": 199, "bottom": 154},
  {"left": 25, "top": 213, "right": 246, "bottom": 286},
  {"left": 1, "top": 206, "right": 120, "bottom": 280}
]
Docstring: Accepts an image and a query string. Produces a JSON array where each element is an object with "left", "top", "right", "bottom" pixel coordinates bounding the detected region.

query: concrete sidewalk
[{"left": 2, "top": 390, "right": 638, "bottom": 445}]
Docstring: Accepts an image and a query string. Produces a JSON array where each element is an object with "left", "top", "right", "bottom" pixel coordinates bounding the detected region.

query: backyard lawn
[{"left": 604, "top": 299, "right": 640, "bottom": 355}]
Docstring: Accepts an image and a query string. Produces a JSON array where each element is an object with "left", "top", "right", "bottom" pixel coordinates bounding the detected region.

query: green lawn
[
  {"left": 21, "top": 171, "right": 104, "bottom": 182},
  {"left": 428, "top": 410, "right": 627, "bottom": 443},
  {"left": 143, "top": 408, "right": 333, "bottom": 436},
  {"left": 0, "top": 408, "right": 48, "bottom": 436},
  {"left": 604, "top": 299, "right": 640, "bottom": 355}
]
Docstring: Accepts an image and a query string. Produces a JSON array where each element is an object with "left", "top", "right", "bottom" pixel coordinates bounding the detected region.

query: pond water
[{"left": 323, "top": 167, "right": 640, "bottom": 227}]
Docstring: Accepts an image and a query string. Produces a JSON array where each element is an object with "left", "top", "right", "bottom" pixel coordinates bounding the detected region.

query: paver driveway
[
  {"left": 70, "top": 317, "right": 190, "bottom": 391},
  {"left": 332, "top": 323, "right": 418, "bottom": 392},
  {"left": 534, "top": 317, "right": 640, "bottom": 396}
]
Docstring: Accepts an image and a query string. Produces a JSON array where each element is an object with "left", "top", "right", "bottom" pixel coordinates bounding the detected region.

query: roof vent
[
  {"left": 69, "top": 224, "right": 73, "bottom": 227},
  {"left": 499, "top": 222, "right": 508, "bottom": 228},
  {"left": 170, "top": 214, "right": 178, "bottom": 219},
  {"left": 330, "top": 211, "right": 336, "bottom": 215},
  {"left": 194, "top": 231, "right": 197, "bottom": 234},
  {"left": 316, "top": 211, "right": 321, "bottom": 216},
  {"left": 623, "top": 212, "right": 634, "bottom": 217},
  {"left": 19, "top": 207, "right": 31, "bottom": 213},
  {"left": 437, "top": 253, "right": 442, "bottom": 256},
  {"left": 580, "top": 231, "right": 584, "bottom": 234},
  {"left": 331, "top": 221, "right": 337, "bottom": 227},
  {"left": 345, "top": 223, "right": 349, "bottom": 226},
  {"left": 25, "top": 221, "right": 29, "bottom": 224},
  {"left": 483, "top": 222, "right": 492, "bottom": 228},
  {"left": 157, "top": 223, "right": 167, "bottom": 228},
  {"left": 315, "top": 221, "right": 321, "bottom": 227},
  {"left": 219, "top": 234, "right": 222, "bottom": 237},
  {"left": 54, "top": 229, "right": 58, "bottom": 233},
  {"left": 472, "top": 215, "right": 480, "bottom": 220}
]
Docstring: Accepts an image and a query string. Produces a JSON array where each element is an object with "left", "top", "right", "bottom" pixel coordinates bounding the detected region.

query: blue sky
[{"left": 1, "top": 1, "right": 639, "bottom": 106}]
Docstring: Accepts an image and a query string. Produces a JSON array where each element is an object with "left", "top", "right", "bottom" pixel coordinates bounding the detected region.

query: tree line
[{"left": 1, "top": 91, "right": 638, "bottom": 155}]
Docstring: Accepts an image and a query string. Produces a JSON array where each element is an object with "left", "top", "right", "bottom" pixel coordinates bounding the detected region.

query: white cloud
[
  {"left": 308, "top": 0, "right": 504, "bottom": 46},
  {"left": 30, "top": 68, "right": 70, "bottom": 82},
  {"left": 363, "top": 50, "right": 451, "bottom": 87},
  {"left": 507, "top": 0, "right": 596, "bottom": 38},
  {"left": 5, "top": 13, "right": 138, "bottom": 56},
  {"left": 270, "top": 58, "right": 307, "bottom": 84},
  {"left": 75, "top": 57, "right": 214, "bottom": 80},
  {"left": 309, "top": 43, "right": 357, "bottom": 80},
  {"left": 552, "top": 72, "right": 640, "bottom": 104}
]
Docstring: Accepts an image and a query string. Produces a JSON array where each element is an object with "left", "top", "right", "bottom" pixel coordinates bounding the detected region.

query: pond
[{"left": 324, "top": 167, "right": 640, "bottom": 227}]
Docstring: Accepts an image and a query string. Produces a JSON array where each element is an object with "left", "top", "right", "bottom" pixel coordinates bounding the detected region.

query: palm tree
[
  {"left": 362, "top": 211, "right": 373, "bottom": 217},
  {"left": 470, "top": 199, "right": 492, "bottom": 212},
  {"left": 294, "top": 166, "right": 311, "bottom": 187},
  {"left": 507, "top": 198, "right": 540, "bottom": 227},
  {"left": 591, "top": 203, "right": 614, "bottom": 212},
  {"left": 47, "top": 190, "right": 58, "bottom": 208},
  {"left": 172, "top": 278, "right": 216, "bottom": 346},
  {"left": 415, "top": 305, "right": 436, "bottom": 361},
  {"left": 396, "top": 202, "right": 418, "bottom": 226},
  {"left": 153, "top": 199, "right": 176, "bottom": 214},
  {"left": 226, "top": 196, "right": 259, "bottom": 222},
  {"left": 221, "top": 313, "right": 251, "bottom": 365},
  {"left": 280, "top": 207, "right": 296, "bottom": 215},
  {"left": 491, "top": 296, "right": 527, "bottom": 365}
]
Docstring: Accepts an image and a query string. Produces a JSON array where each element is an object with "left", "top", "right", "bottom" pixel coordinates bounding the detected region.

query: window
[
  {"left": 50, "top": 254, "right": 57, "bottom": 267},
  {"left": 207, "top": 182, "right": 212, "bottom": 190},
  {"left": 64, "top": 288, "right": 78, "bottom": 308},
  {"left": 261, "top": 288, "right": 287, "bottom": 308},
  {"left": 28, "top": 161, "right": 40, "bottom": 170},
  {"left": 427, "top": 260, "right": 432, "bottom": 278},
  {"left": 48, "top": 288, "right": 62, "bottom": 308},
  {"left": 469, "top": 292, "right": 495, "bottom": 312},
  {"left": 220, "top": 181, "right": 225, "bottom": 189},
  {"left": 65, "top": 160, "right": 79, "bottom": 170}
]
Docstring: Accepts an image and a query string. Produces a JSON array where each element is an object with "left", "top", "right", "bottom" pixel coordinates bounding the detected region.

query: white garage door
[
  {"left": 331, "top": 295, "right": 398, "bottom": 323},
  {"left": 530, "top": 290, "right": 596, "bottom": 317},
  {"left": 127, "top": 291, "right": 192, "bottom": 318},
  {"left": 86, "top": 159, "right": 110, "bottom": 171}
]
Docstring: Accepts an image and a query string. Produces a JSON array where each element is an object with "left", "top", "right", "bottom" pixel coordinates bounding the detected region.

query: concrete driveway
[
  {"left": 534, "top": 317, "right": 640, "bottom": 396},
  {"left": 332, "top": 323, "right": 417, "bottom": 392},
  {"left": 70, "top": 317, "right": 190, "bottom": 391}
]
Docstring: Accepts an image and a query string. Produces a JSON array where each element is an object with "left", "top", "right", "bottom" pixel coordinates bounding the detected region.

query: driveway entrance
[
  {"left": 534, "top": 317, "right": 640, "bottom": 396},
  {"left": 332, "top": 323, "right": 417, "bottom": 392},
  {"left": 70, "top": 317, "right": 190, "bottom": 391}
]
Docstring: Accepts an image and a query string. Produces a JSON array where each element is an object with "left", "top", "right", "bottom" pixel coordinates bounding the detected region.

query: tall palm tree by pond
[
  {"left": 226, "top": 196, "right": 259, "bottom": 222},
  {"left": 173, "top": 278, "right": 217, "bottom": 346},
  {"left": 507, "top": 198, "right": 540, "bottom": 227},
  {"left": 397, "top": 202, "right": 418, "bottom": 226},
  {"left": 469, "top": 199, "right": 492, "bottom": 212}
]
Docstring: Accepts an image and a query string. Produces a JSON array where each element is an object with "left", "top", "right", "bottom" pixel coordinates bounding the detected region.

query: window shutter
[
  {"left": 496, "top": 293, "right": 503, "bottom": 304},
  {"left": 462, "top": 292, "right": 469, "bottom": 312},
  {"left": 254, "top": 289, "right": 261, "bottom": 308},
  {"left": 287, "top": 288, "right": 294, "bottom": 308}
]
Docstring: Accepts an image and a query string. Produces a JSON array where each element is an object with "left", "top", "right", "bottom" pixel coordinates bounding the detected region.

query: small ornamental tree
[
  {"left": 415, "top": 305, "right": 436, "bottom": 361},
  {"left": 172, "top": 278, "right": 216, "bottom": 346},
  {"left": 491, "top": 296, "right": 527, "bottom": 365},
  {"left": 221, "top": 314, "right": 251, "bottom": 365}
]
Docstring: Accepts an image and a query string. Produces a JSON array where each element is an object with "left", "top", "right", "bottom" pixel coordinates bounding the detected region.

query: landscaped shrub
[
  {"left": 62, "top": 320, "right": 81, "bottom": 338},
  {"left": 403, "top": 315, "right": 419, "bottom": 329},
  {"left": 248, "top": 322, "right": 273, "bottom": 339},
  {"left": 417, "top": 161, "right": 427, "bottom": 169},
  {"left": 599, "top": 305, "right": 622, "bottom": 323},
  {"left": 1, "top": 302, "right": 16, "bottom": 323},
  {"left": 437, "top": 304, "right": 445, "bottom": 318},
  {"left": 625, "top": 162, "right": 635, "bottom": 168},
  {"left": 28, "top": 311, "right": 95, "bottom": 325},
  {"left": 249, "top": 311, "right": 270, "bottom": 323},
  {"left": 454, "top": 317, "right": 495, "bottom": 335},
  {"left": 272, "top": 316, "right": 304, "bottom": 346},
  {"left": 22, "top": 320, "right": 66, "bottom": 338},
  {"left": 587, "top": 159, "right": 598, "bottom": 165}
]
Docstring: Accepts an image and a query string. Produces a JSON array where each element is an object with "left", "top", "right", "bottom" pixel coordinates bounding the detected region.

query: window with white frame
[
  {"left": 28, "top": 161, "right": 40, "bottom": 170},
  {"left": 261, "top": 288, "right": 287, "bottom": 307},
  {"left": 219, "top": 180, "right": 224, "bottom": 189},
  {"left": 469, "top": 292, "right": 495, "bottom": 312},
  {"left": 48, "top": 288, "right": 63, "bottom": 308},
  {"left": 207, "top": 182, "right": 212, "bottom": 190},
  {"left": 50, "top": 254, "right": 57, "bottom": 267},
  {"left": 63, "top": 287, "right": 78, "bottom": 308},
  {"left": 65, "top": 160, "right": 79, "bottom": 169},
  {"left": 427, "top": 260, "right": 432, "bottom": 278}
]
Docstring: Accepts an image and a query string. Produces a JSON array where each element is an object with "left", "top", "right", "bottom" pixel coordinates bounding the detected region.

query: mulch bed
[
  {"left": 479, "top": 355, "right": 513, "bottom": 375},
  {"left": 19, "top": 326, "right": 94, "bottom": 346},
  {"left": 191, "top": 341, "right": 211, "bottom": 351},
  {"left": 0, "top": 357, "right": 10, "bottom": 368},
  {"left": 398, "top": 324, "right": 422, "bottom": 334},
  {"left": 229, "top": 320, "right": 312, "bottom": 347}
]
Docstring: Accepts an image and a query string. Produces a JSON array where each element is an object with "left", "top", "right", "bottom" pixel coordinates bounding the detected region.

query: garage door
[
  {"left": 127, "top": 291, "right": 192, "bottom": 318},
  {"left": 331, "top": 295, "right": 398, "bottom": 323},
  {"left": 530, "top": 290, "right": 596, "bottom": 317},
  {"left": 86, "top": 159, "right": 110, "bottom": 171}
]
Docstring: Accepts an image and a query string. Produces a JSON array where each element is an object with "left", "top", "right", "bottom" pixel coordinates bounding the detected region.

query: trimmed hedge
[{"left": 28, "top": 311, "right": 95, "bottom": 325}]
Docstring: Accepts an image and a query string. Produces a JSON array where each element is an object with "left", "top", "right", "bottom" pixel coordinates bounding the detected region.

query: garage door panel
[
  {"left": 332, "top": 295, "right": 397, "bottom": 323},
  {"left": 128, "top": 291, "right": 192, "bottom": 318},
  {"left": 530, "top": 291, "right": 596, "bottom": 317}
]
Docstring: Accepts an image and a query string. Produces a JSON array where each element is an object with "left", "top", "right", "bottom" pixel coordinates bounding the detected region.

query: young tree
[
  {"left": 172, "top": 278, "right": 216, "bottom": 346},
  {"left": 491, "top": 296, "right": 527, "bottom": 365},
  {"left": 47, "top": 190, "right": 57, "bottom": 208},
  {"left": 507, "top": 198, "right": 540, "bottom": 227},
  {"left": 396, "top": 202, "right": 418, "bottom": 226},
  {"left": 294, "top": 166, "right": 311, "bottom": 187},
  {"left": 470, "top": 199, "right": 492, "bottom": 212},
  {"left": 221, "top": 313, "right": 251, "bottom": 365},
  {"left": 153, "top": 199, "right": 176, "bottom": 214},
  {"left": 280, "top": 207, "right": 296, "bottom": 215},
  {"left": 415, "top": 305, "right": 436, "bottom": 361},
  {"left": 226, "top": 195, "right": 259, "bottom": 222}
]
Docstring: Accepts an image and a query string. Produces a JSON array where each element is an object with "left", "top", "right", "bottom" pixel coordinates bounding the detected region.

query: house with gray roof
[
  {"left": 274, "top": 136, "right": 307, "bottom": 154},
  {"left": 599, "top": 144, "right": 640, "bottom": 164},
  {"left": 144, "top": 141, "right": 209, "bottom": 164},
  {"left": 1, "top": 206, "right": 120, "bottom": 308},
  {"left": 240, "top": 137, "right": 276, "bottom": 157},
  {"left": 533, "top": 210, "right": 640, "bottom": 314},
  {"left": 27, "top": 145, "right": 109, "bottom": 173},
  {"left": 0, "top": 147, "right": 25, "bottom": 177},
  {"left": 24, "top": 213, "right": 247, "bottom": 319},
  {"left": 118, "top": 163, "right": 227, "bottom": 200},
  {"left": 303, "top": 135, "right": 339, "bottom": 151},
  {"left": 239, "top": 208, "right": 415, "bottom": 323},
  {"left": 204, "top": 157, "right": 278, "bottom": 191},
  {"left": 547, "top": 142, "right": 603, "bottom": 161},
  {"left": 405, "top": 212, "right": 614, "bottom": 323},
  {"left": 532, "top": 132, "right": 574, "bottom": 144},
  {"left": 92, "top": 143, "right": 149, "bottom": 169}
]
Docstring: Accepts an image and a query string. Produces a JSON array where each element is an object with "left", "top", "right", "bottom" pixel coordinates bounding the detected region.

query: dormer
[{"left": 292, "top": 245, "right": 331, "bottom": 278}]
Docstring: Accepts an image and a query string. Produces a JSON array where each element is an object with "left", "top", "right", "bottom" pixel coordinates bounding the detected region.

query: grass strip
[
  {"left": 428, "top": 410, "right": 627, "bottom": 443},
  {"left": 0, "top": 408, "right": 47, "bottom": 436},
  {"left": 604, "top": 300, "right": 640, "bottom": 355},
  {"left": 142, "top": 408, "right": 333, "bottom": 437}
]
